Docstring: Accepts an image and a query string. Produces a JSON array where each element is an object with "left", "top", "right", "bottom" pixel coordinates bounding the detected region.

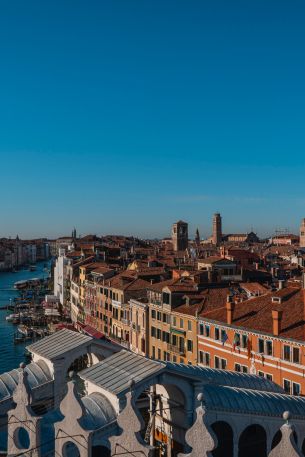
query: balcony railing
[{"left": 168, "top": 344, "right": 185, "bottom": 355}]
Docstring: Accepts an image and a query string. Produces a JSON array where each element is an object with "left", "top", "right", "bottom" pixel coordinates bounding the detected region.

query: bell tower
[
  {"left": 300, "top": 218, "right": 305, "bottom": 248},
  {"left": 172, "top": 220, "right": 188, "bottom": 251}
]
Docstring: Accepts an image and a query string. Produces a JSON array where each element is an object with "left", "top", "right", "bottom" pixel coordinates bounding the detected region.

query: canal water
[{"left": 0, "top": 262, "right": 51, "bottom": 374}]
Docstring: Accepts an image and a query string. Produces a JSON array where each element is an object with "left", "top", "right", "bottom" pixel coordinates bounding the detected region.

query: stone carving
[
  {"left": 55, "top": 376, "right": 91, "bottom": 457},
  {"left": 110, "top": 381, "right": 154, "bottom": 457},
  {"left": 7, "top": 363, "right": 42, "bottom": 457},
  {"left": 268, "top": 412, "right": 302, "bottom": 457},
  {"left": 178, "top": 394, "right": 217, "bottom": 457}
]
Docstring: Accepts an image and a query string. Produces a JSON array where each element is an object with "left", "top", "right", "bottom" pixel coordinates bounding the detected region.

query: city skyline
[{"left": 0, "top": 1, "right": 304, "bottom": 237}]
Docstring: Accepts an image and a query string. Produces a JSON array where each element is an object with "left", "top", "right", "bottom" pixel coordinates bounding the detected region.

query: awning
[{"left": 83, "top": 325, "right": 105, "bottom": 339}]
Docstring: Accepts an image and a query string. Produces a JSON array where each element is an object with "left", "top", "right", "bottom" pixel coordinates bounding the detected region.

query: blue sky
[{"left": 0, "top": 0, "right": 304, "bottom": 239}]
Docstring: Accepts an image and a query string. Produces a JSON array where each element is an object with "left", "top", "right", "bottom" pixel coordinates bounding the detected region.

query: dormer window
[{"left": 272, "top": 296, "right": 282, "bottom": 304}]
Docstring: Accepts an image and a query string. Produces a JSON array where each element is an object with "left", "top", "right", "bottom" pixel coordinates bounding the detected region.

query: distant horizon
[{"left": 0, "top": 217, "right": 303, "bottom": 241}]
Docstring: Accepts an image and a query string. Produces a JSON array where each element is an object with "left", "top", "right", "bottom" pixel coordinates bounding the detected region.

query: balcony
[
  {"left": 168, "top": 344, "right": 185, "bottom": 356},
  {"left": 121, "top": 318, "right": 130, "bottom": 326}
]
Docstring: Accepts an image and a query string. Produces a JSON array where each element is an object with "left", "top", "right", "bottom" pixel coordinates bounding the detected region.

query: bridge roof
[
  {"left": 204, "top": 384, "right": 305, "bottom": 418},
  {"left": 80, "top": 350, "right": 164, "bottom": 395},
  {"left": 0, "top": 360, "right": 52, "bottom": 403},
  {"left": 165, "top": 363, "right": 284, "bottom": 393},
  {"left": 27, "top": 329, "right": 92, "bottom": 360}
]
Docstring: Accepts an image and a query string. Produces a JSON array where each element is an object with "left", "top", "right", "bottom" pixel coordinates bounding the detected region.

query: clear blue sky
[{"left": 0, "top": 0, "right": 304, "bottom": 239}]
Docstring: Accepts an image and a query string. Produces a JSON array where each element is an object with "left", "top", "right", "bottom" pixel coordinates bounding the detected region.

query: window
[
  {"left": 158, "top": 349, "right": 161, "bottom": 360},
  {"left": 157, "top": 311, "right": 162, "bottom": 321},
  {"left": 187, "top": 340, "right": 193, "bottom": 352},
  {"left": 162, "top": 331, "right": 170, "bottom": 343},
  {"left": 241, "top": 334, "right": 248, "bottom": 349},
  {"left": 157, "top": 329, "right": 161, "bottom": 340},
  {"left": 199, "top": 323, "right": 204, "bottom": 335},
  {"left": 236, "top": 364, "right": 248, "bottom": 373},
  {"left": 188, "top": 320, "right": 192, "bottom": 331},
  {"left": 162, "top": 313, "right": 167, "bottom": 323},
  {"left": 152, "top": 346, "right": 155, "bottom": 359},
  {"left": 265, "top": 340, "right": 273, "bottom": 356},
  {"left": 266, "top": 373, "right": 273, "bottom": 381},
  {"left": 172, "top": 334, "right": 177, "bottom": 346},
  {"left": 172, "top": 316, "right": 177, "bottom": 326},
  {"left": 151, "top": 309, "right": 156, "bottom": 319},
  {"left": 215, "top": 356, "right": 226, "bottom": 370},
  {"left": 180, "top": 319, "right": 184, "bottom": 329},
  {"left": 173, "top": 355, "right": 177, "bottom": 363},
  {"left": 199, "top": 351, "right": 210, "bottom": 366},
  {"left": 163, "top": 351, "right": 170, "bottom": 361},
  {"left": 215, "top": 328, "right": 220, "bottom": 340},
  {"left": 258, "top": 339, "right": 264, "bottom": 354},
  {"left": 151, "top": 327, "right": 156, "bottom": 338},
  {"left": 258, "top": 371, "right": 264, "bottom": 377},
  {"left": 162, "top": 292, "right": 170, "bottom": 305},
  {"left": 283, "top": 345, "right": 291, "bottom": 362},
  {"left": 283, "top": 379, "right": 291, "bottom": 394},
  {"left": 205, "top": 325, "right": 210, "bottom": 337},
  {"left": 293, "top": 347, "right": 300, "bottom": 364},
  {"left": 293, "top": 382, "right": 301, "bottom": 396}
]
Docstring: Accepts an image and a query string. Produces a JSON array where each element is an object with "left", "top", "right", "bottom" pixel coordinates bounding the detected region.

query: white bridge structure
[{"left": 0, "top": 329, "right": 305, "bottom": 456}]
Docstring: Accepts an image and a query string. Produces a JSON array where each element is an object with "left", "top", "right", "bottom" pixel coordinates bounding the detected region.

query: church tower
[
  {"left": 212, "top": 213, "right": 222, "bottom": 246},
  {"left": 300, "top": 219, "right": 305, "bottom": 248},
  {"left": 172, "top": 221, "right": 188, "bottom": 251}
]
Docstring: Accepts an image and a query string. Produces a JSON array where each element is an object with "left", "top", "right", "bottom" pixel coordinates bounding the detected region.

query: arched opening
[
  {"left": 238, "top": 424, "right": 267, "bottom": 457},
  {"left": 67, "top": 354, "right": 89, "bottom": 374},
  {"left": 92, "top": 445, "right": 111, "bottom": 457},
  {"left": 137, "top": 382, "right": 187, "bottom": 457},
  {"left": 62, "top": 441, "right": 80, "bottom": 457},
  {"left": 211, "top": 421, "right": 233, "bottom": 457},
  {"left": 14, "top": 427, "right": 30, "bottom": 450},
  {"left": 272, "top": 429, "right": 298, "bottom": 450}
]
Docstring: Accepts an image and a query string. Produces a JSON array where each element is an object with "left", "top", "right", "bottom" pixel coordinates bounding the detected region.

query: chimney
[
  {"left": 226, "top": 296, "right": 235, "bottom": 325},
  {"left": 278, "top": 280, "right": 285, "bottom": 290},
  {"left": 272, "top": 310, "right": 283, "bottom": 336}
]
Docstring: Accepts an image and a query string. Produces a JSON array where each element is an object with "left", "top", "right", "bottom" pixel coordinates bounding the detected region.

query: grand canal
[{"left": 0, "top": 262, "right": 51, "bottom": 374}]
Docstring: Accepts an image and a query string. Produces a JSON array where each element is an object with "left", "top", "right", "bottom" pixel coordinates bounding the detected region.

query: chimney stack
[
  {"left": 226, "top": 296, "right": 235, "bottom": 325},
  {"left": 278, "top": 280, "right": 285, "bottom": 290},
  {"left": 272, "top": 310, "right": 283, "bottom": 336}
]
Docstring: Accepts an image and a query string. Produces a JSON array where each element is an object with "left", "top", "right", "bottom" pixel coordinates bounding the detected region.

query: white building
[{"left": 53, "top": 248, "right": 69, "bottom": 305}]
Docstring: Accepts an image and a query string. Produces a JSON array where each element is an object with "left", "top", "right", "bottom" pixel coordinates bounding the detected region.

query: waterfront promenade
[{"left": 0, "top": 262, "right": 50, "bottom": 374}]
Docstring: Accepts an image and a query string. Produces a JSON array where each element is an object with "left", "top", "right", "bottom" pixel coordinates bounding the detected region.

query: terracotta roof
[{"left": 201, "top": 285, "right": 305, "bottom": 341}]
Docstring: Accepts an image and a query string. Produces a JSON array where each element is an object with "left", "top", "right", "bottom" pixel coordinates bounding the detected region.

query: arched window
[
  {"left": 211, "top": 421, "right": 233, "bottom": 457},
  {"left": 62, "top": 441, "right": 80, "bottom": 457},
  {"left": 14, "top": 427, "right": 30, "bottom": 450},
  {"left": 238, "top": 424, "right": 267, "bottom": 457}
]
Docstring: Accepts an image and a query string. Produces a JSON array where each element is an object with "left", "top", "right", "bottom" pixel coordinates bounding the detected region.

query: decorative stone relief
[
  {"left": 55, "top": 377, "right": 90, "bottom": 457},
  {"left": 268, "top": 412, "right": 302, "bottom": 457},
  {"left": 7, "top": 363, "right": 42, "bottom": 457},
  {"left": 110, "top": 381, "right": 154, "bottom": 457},
  {"left": 178, "top": 394, "right": 217, "bottom": 457}
]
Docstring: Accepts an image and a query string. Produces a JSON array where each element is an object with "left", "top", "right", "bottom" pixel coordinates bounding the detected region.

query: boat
[
  {"left": 6, "top": 313, "right": 19, "bottom": 322},
  {"left": 29, "top": 265, "right": 37, "bottom": 272},
  {"left": 14, "top": 280, "right": 29, "bottom": 290},
  {"left": 18, "top": 325, "right": 33, "bottom": 337}
]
